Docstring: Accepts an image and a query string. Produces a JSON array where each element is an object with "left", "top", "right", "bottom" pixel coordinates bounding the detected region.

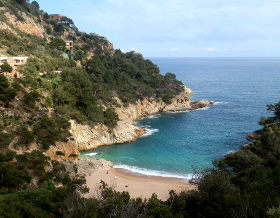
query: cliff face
[
  {"left": 46, "top": 142, "right": 80, "bottom": 161},
  {"left": 70, "top": 86, "right": 212, "bottom": 151},
  {"left": 1, "top": 11, "right": 45, "bottom": 37}
]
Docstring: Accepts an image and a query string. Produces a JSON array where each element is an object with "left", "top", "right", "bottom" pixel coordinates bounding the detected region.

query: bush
[
  {"left": 49, "top": 37, "right": 65, "bottom": 50},
  {"left": 55, "top": 151, "right": 65, "bottom": 156},
  {"left": 1, "top": 62, "right": 13, "bottom": 73},
  {"left": 0, "top": 132, "right": 13, "bottom": 148},
  {"left": 104, "top": 108, "right": 119, "bottom": 129},
  {"left": 23, "top": 91, "right": 39, "bottom": 108},
  {"left": 16, "top": 125, "right": 35, "bottom": 146},
  {"left": 0, "top": 75, "right": 16, "bottom": 106},
  {"left": 33, "top": 114, "right": 70, "bottom": 150},
  {"left": 68, "top": 154, "right": 77, "bottom": 158}
]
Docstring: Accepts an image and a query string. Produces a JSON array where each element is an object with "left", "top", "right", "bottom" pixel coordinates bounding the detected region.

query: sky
[{"left": 36, "top": 0, "right": 280, "bottom": 57}]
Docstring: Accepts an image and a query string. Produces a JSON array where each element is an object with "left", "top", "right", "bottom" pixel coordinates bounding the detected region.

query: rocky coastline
[
  {"left": 45, "top": 85, "right": 213, "bottom": 189},
  {"left": 70, "top": 86, "right": 213, "bottom": 152}
]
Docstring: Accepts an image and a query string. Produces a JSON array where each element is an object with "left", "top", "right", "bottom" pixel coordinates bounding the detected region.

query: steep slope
[{"left": 0, "top": 0, "right": 212, "bottom": 159}]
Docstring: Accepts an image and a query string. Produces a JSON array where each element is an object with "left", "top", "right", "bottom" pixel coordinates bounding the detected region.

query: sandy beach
[{"left": 85, "top": 164, "right": 195, "bottom": 200}]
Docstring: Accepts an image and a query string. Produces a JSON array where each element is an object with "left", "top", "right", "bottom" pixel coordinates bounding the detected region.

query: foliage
[
  {"left": 81, "top": 50, "right": 184, "bottom": 104},
  {"left": 15, "top": 0, "right": 27, "bottom": 4},
  {"left": 0, "top": 62, "right": 13, "bottom": 73},
  {"left": 33, "top": 114, "right": 71, "bottom": 150},
  {"left": 31, "top": 1, "right": 39, "bottom": 9},
  {"left": 60, "top": 16, "right": 74, "bottom": 26},
  {"left": 16, "top": 125, "right": 35, "bottom": 146},
  {"left": 55, "top": 151, "right": 65, "bottom": 156},
  {"left": 0, "top": 132, "right": 13, "bottom": 148},
  {"left": 104, "top": 108, "right": 119, "bottom": 129},
  {"left": 0, "top": 74, "right": 16, "bottom": 106},
  {"left": 0, "top": 150, "right": 31, "bottom": 193},
  {"left": 49, "top": 37, "right": 65, "bottom": 51},
  {"left": 23, "top": 91, "right": 39, "bottom": 108}
]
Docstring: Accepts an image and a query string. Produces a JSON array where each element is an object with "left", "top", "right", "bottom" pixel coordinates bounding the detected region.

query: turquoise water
[{"left": 82, "top": 58, "right": 280, "bottom": 179}]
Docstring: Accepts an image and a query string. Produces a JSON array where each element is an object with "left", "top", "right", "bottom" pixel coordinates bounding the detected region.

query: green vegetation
[
  {"left": 0, "top": 62, "right": 13, "bottom": 73},
  {"left": 84, "top": 50, "right": 183, "bottom": 104},
  {"left": 0, "top": 75, "right": 16, "bottom": 106},
  {"left": 49, "top": 37, "right": 66, "bottom": 50},
  {"left": 55, "top": 151, "right": 65, "bottom": 156}
]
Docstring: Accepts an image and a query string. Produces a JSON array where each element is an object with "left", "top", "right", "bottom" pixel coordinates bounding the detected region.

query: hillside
[{"left": 0, "top": 0, "right": 199, "bottom": 158}]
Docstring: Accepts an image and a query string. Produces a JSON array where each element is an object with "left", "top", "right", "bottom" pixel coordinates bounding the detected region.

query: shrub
[
  {"left": 23, "top": 91, "right": 39, "bottom": 108},
  {"left": 16, "top": 125, "right": 35, "bottom": 146},
  {"left": 55, "top": 151, "right": 65, "bottom": 156},
  {"left": 49, "top": 37, "right": 65, "bottom": 50},
  {"left": 0, "top": 132, "right": 13, "bottom": 148},
  {"left": 0, "top": 75, "right": 16, "bottom": 106},
  {"left": 0, "top": 62, "right": 13, "bottom": 73},
  {"left": 104, "top": 108, "right": 119, "bottom": 129},
  {"left": 33, "top": 114, "right": 71, "bottom": 150},
  {"left": 68, "top": 154, "right": 78, "bottom": 158}
]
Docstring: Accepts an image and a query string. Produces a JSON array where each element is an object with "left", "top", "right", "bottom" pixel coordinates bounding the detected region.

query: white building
[{"left": 0, "top": 56, "right": 28, "bottom": 67}]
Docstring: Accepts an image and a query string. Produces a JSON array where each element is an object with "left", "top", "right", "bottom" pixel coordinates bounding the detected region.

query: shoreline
[
  {"left": 73, "top": 99, "right": 213, "bottom": 199},
  {"left": 79, "top": 100, "right": 214, "bottom": 152},
  {"left": 85, "top": 161, "right": 196, "bottom": 200},
  {"left": 70, "top": 83, "right": 214, "bottom": 152}
]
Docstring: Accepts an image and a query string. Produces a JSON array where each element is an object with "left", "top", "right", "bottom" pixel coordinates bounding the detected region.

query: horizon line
[{"left": 145, "top": 56, "right": 280, "bottom": 58}]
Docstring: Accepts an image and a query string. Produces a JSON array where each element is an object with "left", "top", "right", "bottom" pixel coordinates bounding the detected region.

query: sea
[{"left": 82, "top": 58, "right": 280, "bottom": 180}]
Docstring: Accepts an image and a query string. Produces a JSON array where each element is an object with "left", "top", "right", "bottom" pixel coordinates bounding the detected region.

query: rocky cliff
[{"left": 70, "top": 86, "right": 213, "bottom": 151}]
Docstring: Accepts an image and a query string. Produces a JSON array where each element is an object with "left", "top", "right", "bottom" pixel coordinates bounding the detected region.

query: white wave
[
  {"left": 141, "top": 128, "right": 159, "bottom": 137},
  {"left": 85, "top": 152, "right": 98, "bottom": 156},
  {"left": 146, "top": 114, "right": 161, "bottom": 119},
  {"left": 213, "top": 101, "right": 228, "bottom": 105},
  {"left": 166, "top": 110, "right": 189, "bottom": 114},
  {"left": 196, "top": 106, "right": 210, "bottom": 111},
  {"left": 225, "top": 150, "right": 235, "bottom": 155},
  {"left": 114, "top": 164, "right": 193, "bottom": 180},
  {"left": 141, "top": 124, "right": 151, "bottom": 128}
]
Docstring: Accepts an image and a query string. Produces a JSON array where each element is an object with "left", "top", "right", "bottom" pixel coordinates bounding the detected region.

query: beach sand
[{"left": 86, "top": 167, "right": 195, "bottom": 200}]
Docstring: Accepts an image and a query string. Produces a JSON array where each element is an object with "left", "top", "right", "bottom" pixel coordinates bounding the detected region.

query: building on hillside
[
  {"left": 65, "top": 41, "right": 74, "bottom": 50},
  {"left": 13, "top": 57, "right": 28, "bottom": 66},
  {"left": 49, "top": 14, "right": 65, "bottom": 21},
  {"left": 0, "top": 56, "right": 28, "bottom": 67},
  {"left": 0, "top": 56, "right": 27, "bottom": 78}
]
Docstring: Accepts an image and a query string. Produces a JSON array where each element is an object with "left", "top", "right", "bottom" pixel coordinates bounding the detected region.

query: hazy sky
[{"left": 36, "top": 0, "right": 280, "bottom": 57}]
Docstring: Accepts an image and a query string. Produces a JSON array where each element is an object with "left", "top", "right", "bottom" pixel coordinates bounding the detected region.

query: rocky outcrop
[
  {"left": 70, "top": 86, "right": 213, "bottom": 151},
  {"left": 4, "top": 11, "right": 45, "bottom": 37},
  {"left": 46, "top": 142, "right": 80, "bottom": 161},
  {"left": 70, "top": 120, "right": 146, "bottom": 151},
  {"left": 191, "top": 100, "right": 214, "bottom": 110},
  {"left": 61, "top": 158, "right": 113, "bottom": 178}
]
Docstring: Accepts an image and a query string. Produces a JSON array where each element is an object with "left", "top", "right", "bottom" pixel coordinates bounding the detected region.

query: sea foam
[
  {"left": 114, "top": 164, "right": 193, "bottom": 181},
  {"left": 85, "top": 152, "right": 98, "bottom": 156},
  {"left": 166, "top": 110, "right": 189, "bottom": 114},
  {"left": 213, "top": 101, "right": 228, "bottom": 105},
  {"left": 141, "top": 127, "right": 159, "bottom": 137},
  {"left": 146, "top": 114, "right": 161, "bottom": 119},
  {"left": 196, "top": 106, "right": 210, "bottom": 111}
]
